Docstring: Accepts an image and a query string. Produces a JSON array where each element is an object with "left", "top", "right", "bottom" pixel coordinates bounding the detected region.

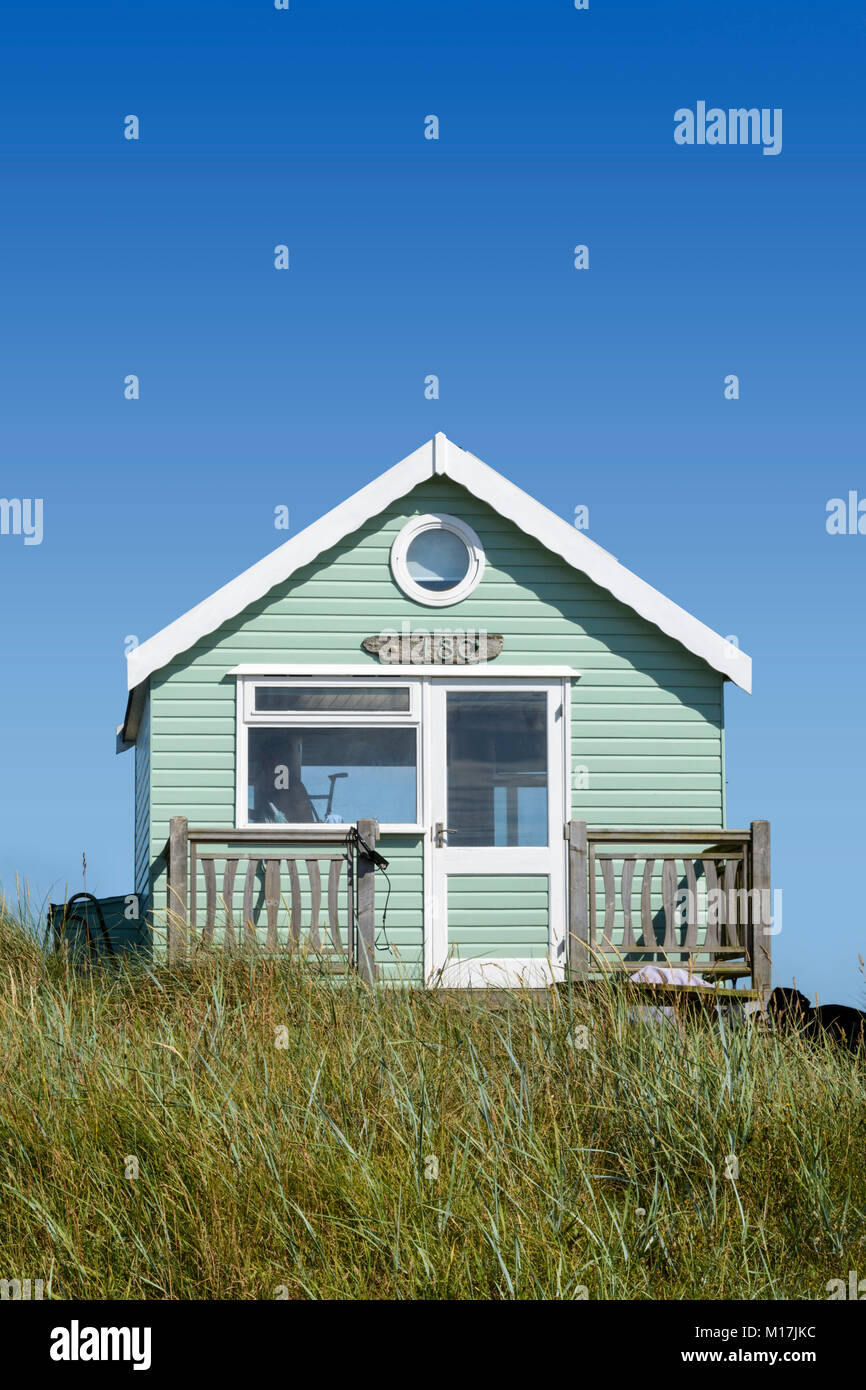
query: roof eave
[
  {"left": 117, "top": 683, "right": 146, "bottom": 750},
  {"left": 122, "top": 433, "right": 753, "bottom": 698}
]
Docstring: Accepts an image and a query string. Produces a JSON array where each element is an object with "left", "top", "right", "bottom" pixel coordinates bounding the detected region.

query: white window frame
[
  {"left": 236, "top": 676, "right": 424, "bottom": 832},
  {"left": 390, "top": 513, "right": 485, "bottom": 607}
]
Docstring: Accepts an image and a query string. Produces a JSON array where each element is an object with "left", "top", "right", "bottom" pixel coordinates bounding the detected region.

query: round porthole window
[{"left": 391, "top": 514, "right": 485, "bottom": 606}]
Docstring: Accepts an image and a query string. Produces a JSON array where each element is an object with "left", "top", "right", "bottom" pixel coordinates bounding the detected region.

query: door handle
[{"left": 434, "top": 822, "right": 456, "bottom": 848}]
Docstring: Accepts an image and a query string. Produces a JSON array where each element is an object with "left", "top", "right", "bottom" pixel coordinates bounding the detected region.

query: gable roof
[{"left": 122, "top": 433, "right": 751, "bottom": 721}]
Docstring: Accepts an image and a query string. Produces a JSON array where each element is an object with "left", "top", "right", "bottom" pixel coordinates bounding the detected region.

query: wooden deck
[
  {"left": 566, "top": 821, "right": 771, "bottom": 1001},
  {"left": 165, "top": 817, "right": 381, "bottom": 982},
  {"left": 163, "top": 817, "right": 772, "bottom": 1000}
]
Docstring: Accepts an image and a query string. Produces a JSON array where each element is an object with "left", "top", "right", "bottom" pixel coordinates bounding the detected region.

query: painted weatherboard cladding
[
  {"left": 448, "top": 876, "right": 549, "bottom": 959},
  {"left": 145, "top": 475, "right": 726, "bottom": 979},
  {"left": 571, "top": 678, "right": 724, "bottom": 825},
  {"left": 134, "top": 684, "right": 151, "bottom": 908}
]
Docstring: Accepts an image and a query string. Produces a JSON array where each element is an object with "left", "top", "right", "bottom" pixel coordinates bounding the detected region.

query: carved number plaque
[{"left": 362, "top": 632, "right": 504, "bottom": 664}]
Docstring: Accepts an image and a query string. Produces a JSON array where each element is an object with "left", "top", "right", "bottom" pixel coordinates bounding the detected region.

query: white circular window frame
[{"left": 390, "top": 513, "right": 485, "bottom": 607}]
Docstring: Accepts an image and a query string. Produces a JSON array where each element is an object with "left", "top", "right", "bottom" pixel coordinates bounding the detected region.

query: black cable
[
  {"left": 344, "top": 825, "right": 393, "bottom": 956},
  {"left": 374, "top": 865, "right": 393, "bottom": 953}
]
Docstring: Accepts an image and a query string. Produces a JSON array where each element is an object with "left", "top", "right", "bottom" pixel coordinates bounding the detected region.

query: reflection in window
[
  {"left": 247, "top": 727, "right": 417, "bottom": 825},
  {"left": 446, "top": 692, "right": 548, "bottom": 847},
  {"left": 405, "top": 528, "right": 471, "bottom": 592},
  {"left": 254, "top": 686, "right": 410, "bottom": 712}
]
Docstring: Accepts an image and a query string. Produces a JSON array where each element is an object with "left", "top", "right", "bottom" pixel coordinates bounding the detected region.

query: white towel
[{"left": 630, "top": 965, "right": 708, "bottom": 988}]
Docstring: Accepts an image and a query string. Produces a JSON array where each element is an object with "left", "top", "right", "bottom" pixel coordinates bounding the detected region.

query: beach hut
[{"left": 117, "top": 434, "right": 770, "bottom": 996}]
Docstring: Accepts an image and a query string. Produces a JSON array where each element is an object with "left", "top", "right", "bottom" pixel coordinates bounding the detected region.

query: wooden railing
[
  {"left": 567, "top": 821, "right": 772, "bottom": 998},
  {"left": 165, "top": 817, "right": 380, "bottom": 982}
]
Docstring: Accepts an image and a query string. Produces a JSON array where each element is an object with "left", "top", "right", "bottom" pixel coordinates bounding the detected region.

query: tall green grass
[{"left": 0, "top": 904, "right": 863, "bottom": 1299}]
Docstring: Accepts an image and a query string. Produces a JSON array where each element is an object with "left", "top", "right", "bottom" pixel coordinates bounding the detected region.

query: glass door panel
[{"left": 445, "top": 691, "right": 548, "bottom": 847}]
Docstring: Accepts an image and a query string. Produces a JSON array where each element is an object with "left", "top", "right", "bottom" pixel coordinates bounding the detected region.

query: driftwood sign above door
[{"left": 362, "top": 631, "right": 504, "bottom": 664}]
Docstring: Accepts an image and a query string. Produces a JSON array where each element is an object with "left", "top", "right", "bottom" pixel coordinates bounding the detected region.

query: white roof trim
[
  {"left": 125, "top": 433, "right": 751, "bottom": 697},
  {"left": 228, "top": 664, "right": 582, "bottom": 679}
]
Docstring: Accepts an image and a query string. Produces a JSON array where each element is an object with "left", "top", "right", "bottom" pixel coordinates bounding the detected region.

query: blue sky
[{"left": 0, "top": 1, "right": 863, "bottom": 1004}]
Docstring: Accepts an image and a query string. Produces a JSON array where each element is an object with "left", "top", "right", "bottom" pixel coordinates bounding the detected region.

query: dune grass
[{"left": 0, "top": 903, "right": 863, "bottom": 1300}]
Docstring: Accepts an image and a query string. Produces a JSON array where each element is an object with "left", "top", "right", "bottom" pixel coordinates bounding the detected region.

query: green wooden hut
[{"left": 118, "top": 434, "right": 770, "bottom": 995}]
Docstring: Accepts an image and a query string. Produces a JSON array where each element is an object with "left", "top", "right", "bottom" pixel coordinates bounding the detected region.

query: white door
[{"left": 426, "top": 679, "right": 567, "bottom": 987}]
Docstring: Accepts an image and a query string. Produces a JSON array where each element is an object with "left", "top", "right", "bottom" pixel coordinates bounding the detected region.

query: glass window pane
[
  {"left": 446, "top": 692, "right": 548, "bottom": 846},
  {"left": 248, "top": 727, "right": 417, "bottom": 824},
  {"left": 406, "top": 528, "right": 470, "bottom": 591},
  {"left": 254, "top": 686, "right": 410, "bottom": 712}
]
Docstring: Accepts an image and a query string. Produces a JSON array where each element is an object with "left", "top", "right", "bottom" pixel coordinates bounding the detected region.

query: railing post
[
  {"left": 167, "top": 816, "right": 189, "bottom": 961},
  {"left": 568, "top": 821, "right": 589, "bottom": 979},
  {"left": 356, "top": 818, "right": 379, "bottom": 985},
  {"left": 750, "top": 819, "right": 772, "bottom": 1003}
]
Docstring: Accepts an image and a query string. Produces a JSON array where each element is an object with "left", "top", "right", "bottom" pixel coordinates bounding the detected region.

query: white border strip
[{"left": 227, "top": 664, "right": 582, "bottom": 678}]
